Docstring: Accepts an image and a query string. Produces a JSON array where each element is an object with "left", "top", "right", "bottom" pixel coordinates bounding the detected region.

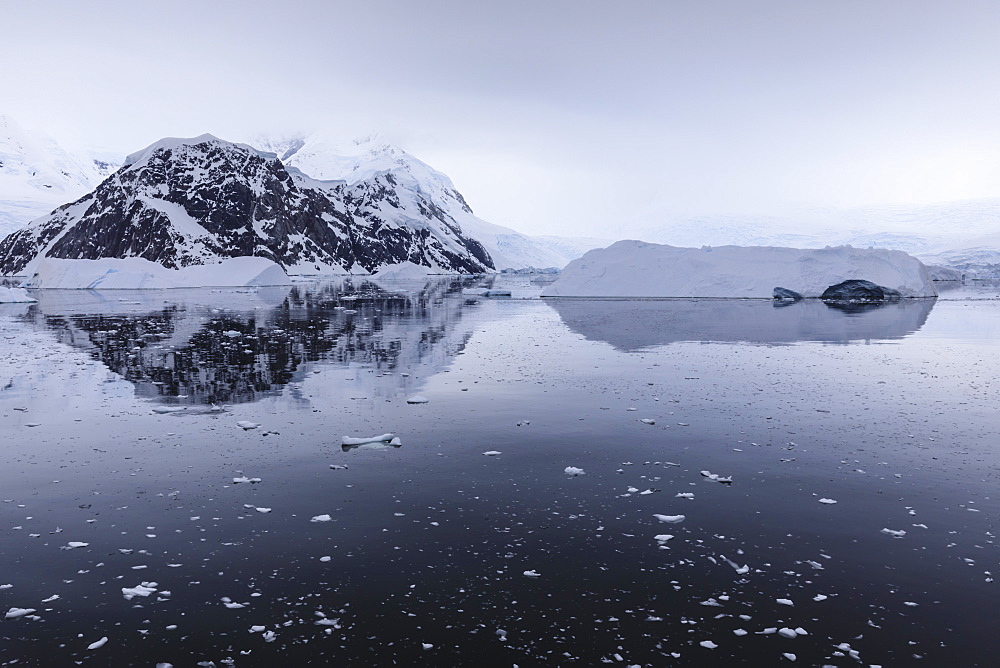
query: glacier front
[{"left": 541, "top": 241, "right": 937, "bottom": 298}]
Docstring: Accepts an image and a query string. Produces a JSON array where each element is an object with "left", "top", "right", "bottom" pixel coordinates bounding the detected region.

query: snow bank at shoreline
[
  {"left": 541, "top": 241, "right": 937, "bottom": 298},
  {"left": 20, "top": 256, "right": 292, "bottom": 289}
]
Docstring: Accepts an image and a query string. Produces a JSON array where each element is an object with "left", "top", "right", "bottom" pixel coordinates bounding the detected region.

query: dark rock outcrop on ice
[
  {"left": 820, "top": 279, "right": 902, "bottom": 303},
  {"left": 0, "top": 135, "right": 493, "bottom": 276},
  {"left": 772, "top": 287, "right": 803, "bottom": 302}
]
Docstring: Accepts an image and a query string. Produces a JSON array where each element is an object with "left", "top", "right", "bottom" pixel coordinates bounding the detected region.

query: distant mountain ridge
[{"left": 0, "top": 134, "right": 493, "bottom": 276}]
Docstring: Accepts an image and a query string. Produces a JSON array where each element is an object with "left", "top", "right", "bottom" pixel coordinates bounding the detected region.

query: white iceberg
[
  {"left": 541, "top": 241, "right": 937, "bottom": 298},
  {"left": 19, "top": 256, "right": 292, "bottom": 290},
  {"left": 0, "top": 286, "right": 36, "bottom": 303}
]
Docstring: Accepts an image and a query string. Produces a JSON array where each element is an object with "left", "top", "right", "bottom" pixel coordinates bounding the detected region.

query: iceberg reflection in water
[{"left": 547, "top": 297, "right": 936, "bottom": 351}]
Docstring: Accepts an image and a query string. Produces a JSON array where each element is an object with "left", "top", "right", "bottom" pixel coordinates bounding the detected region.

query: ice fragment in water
[
  {"left": 152, "top": 406, "right": 186, "bottom": 414},
  {"left": 676, "top": 492, "right": 694, "bottom": 499},
  {"left": 881, "top": 528, "right": 907, "bottom": 537},
  {"left": 564, "top": 467, "right": 585, "bottom": 476},
  {"left": 818, "top": 498, "right": 837, "bottom": 504},
  {"left": 87, "top": 637, "right": 108, "bottom": 650},
  {"left": 701, "top": 471, "right": 732, "bottom": 484},
  {"left": 778, "top": 628, "right": 797, "bottom": 638},
  {"left": 236, "top": 421, "right": 260, "bottom": 430},
  {"left": 523, "top": 570, "right": 541, "bottom": 577},
  {"left": 776, "top": 598, "right": 793, "bottom": 606},
  {"left": 482, "top": 451, "right": 502, "bottom": 456},
  {"left": 342, "top": 434, "right": 396, "bottom": 446},
  {"left": 640, "top": 418, "right": 655, "bottom": 425},
  {"left": 232, "top": 477, "right": 261, "bottom": 484},
  {"left": 699, "top": 640, "right": 718, "bottom": 649},
  {"left": 782, "top": 654, "right": 796, "bottom": 662},
  {"left": 654, "top": 534, "right": 674, "bottom": 542},
  {"left": 653, "top": 514, "right": 685, "bottom": 524},
  {"left": 122, "top": 583, "right": 158, "bottom": 600},
  {"left": 5, "top": 607, "right": 36, "bottom": 619},
  {"left": 311, "top": 514, "right": 333, "bottom": 523},
  {"left": 406, "top": 395, "right": 429, "bottom": 404}
]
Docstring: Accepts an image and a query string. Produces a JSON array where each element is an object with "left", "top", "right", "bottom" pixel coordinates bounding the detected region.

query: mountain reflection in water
[
  {"left": 548, "top": 297, "right": 936, "bottom": 351},
  {"left": 30, "top": 277, "right": 482, "bottom": 405}
]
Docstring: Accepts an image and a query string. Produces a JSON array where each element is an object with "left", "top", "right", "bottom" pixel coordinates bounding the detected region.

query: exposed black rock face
[
  {"left": 0, "top": 136, "right": 493, "bottom": 276},
  {"left": 772, "top": 287, "right": 803, "bottom": 302},
  {"left": 821, "top": 279, "right": 902, "bottom": 303}
]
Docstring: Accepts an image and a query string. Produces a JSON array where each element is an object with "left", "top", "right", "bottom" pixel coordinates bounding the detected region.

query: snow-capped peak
[{"left": 122, "top": 133, "right": 270, "bottom": 169}]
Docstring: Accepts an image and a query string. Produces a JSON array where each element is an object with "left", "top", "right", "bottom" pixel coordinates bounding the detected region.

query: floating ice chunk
[
  {"left": 757, "top": 628, "right": 777, "bottom": 635},
  {"left": 701, "top": 471, "right": 733, "bottom": 484},
  {"left": 5, "top": 607, "right": 36, "bottom": 619},
  {"left": 342, "top": 434, "right": 396, "bottom": 446},
  {"left": 723, "top": 556, "right": 749, "bottom": 574},
  {"left": 122, "top": 582, "right": 158, "bottom": 600},
  {"left": 41, "top": 595, "right": 59, "bottom": 603},
  {"left": 813, "top": 594, "right": 828, "bottom": 601},
  {"left": 496, "top": 628, "right": 507, "bottom": 641},
  {"left": 320, "top": 556, "right": 331, "bottom": 562},
  {"left": 818, "top": 498, "right": 837, "bottom": 504},
  {"left": 88, "top": 637, "right": 108, "bottom": 650},
  {"left": 523, "top": 570, "right": 541, "bottom": 577},
  {"left": 639, "top": 489, "right": 655, "bottom": 495},
  {"left": 232, "top": 477, "right": 262, "bottom": 484},
  {"left": 0, "top": 584, "right": 11, "bottom": 590},
  {"left": 776, "top": 598, "right": 794, "bottom": 606},
  {"left": 627, "top": 487, "right": 639, "bottom": 493},
  {"left": 329, "top": 465, "right": 348, "bottom": 470},
  {"left": 237, "top": 421, "right": 260, "bottom": 430},
  {"left": 406, "top": 395, "right": 429, "bottom": 404},
  {"left": 64, "top": 541, "right": 89, "bottom": 549},
  {"left": 676, "top": 492, "right": 694, "bottom": 499},
  {"left": 904, "top": 601, "right": 919, "bottom": 607},
  {"left": 255, "top": 507, "right": 271, "bottom": 513},
  {"left": 778, "top": 628, "right": 797, "bottom": 639},
  {"left": 640, "top": 419, "right": 656, "bottom": 425},
  {"left": 653, "top": 514, "right": 685, "bottom": 524},
  {"left": 564, "top": 467, "right": 586, "bottom": 476},
  {"left": 700, "top": 598, "right": 723, "bottom": 607},
  {"left": 699, "top": 640, "right": 718, "bottom": 649},
  {"left": 881, "top": 528, "right": 907, "bottom": 537},
  {"left": 654, "top": 534, "right": 674, "bottom": 543},
  {"left": 152, "top": 406, "right": 186, "bottom": 414},
  {"left": 263, "top": 630, "right": 276, "bottom": 642},
  {"left": 626, "top": 407, "right": 638, "bottom": 411},
  {"left": 482, "top": 451, "right": 502, "bottom": 456},
  {"left": 782, "top": 653, "right": 796, "bottom": 662},
  {"left": 733, "top": 629, "right": 748, "bottom": 636},
  {"left": 311, "top": 514, "right": 333, "bottom": 523},
  {"left": 422, "top": 643, "right": 433, "bottom": 650},
  {"left": 249, "top": 625, "right": 266, "bottom": 633}
]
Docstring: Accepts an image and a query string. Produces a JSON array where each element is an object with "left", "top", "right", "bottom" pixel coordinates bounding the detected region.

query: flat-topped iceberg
[
  {"left": 20, "top": 256, "right": 292, "bottom": 290},
  {"left": 541, "top": 241, "right": 937, "bottom": 298}
]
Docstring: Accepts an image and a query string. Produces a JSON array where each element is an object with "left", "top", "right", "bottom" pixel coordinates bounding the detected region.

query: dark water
[{"left": 1, "top": 278, "right": 998, "bottom": 666}]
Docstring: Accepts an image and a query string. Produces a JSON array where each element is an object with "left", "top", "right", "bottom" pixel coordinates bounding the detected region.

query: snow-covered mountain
[
  {"left": 0, "top": 134, "right": 493, "bottom": 276},
  {"left": 0, "top": 114, "right": 115, "bottom": 237},
  {"left": 643, "top": 199, "right": 1000, "bottom": 277},
  {"left": 249, "top": 132, "right": 612, "bottom": 270}
]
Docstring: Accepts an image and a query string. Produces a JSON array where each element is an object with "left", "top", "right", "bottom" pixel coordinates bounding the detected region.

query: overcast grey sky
[{"left": 3, "top": 0, "right": 1000, "bottom": 237}]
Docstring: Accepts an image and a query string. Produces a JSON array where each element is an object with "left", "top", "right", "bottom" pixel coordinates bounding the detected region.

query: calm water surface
[{"left": 1, "top": 277, "right": 998, "bottom": 666}]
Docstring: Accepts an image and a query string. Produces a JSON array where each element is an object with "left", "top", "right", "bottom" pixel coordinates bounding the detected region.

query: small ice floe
[
  {"left": 723, "top": 556, "right": 749, "bottom": 574},
  {"left": 232, "top": 477, "right": 262, "bottom": 484},
  {"left": 776, "top": 598, "right": 794, "bottom": 606},
  {"left": 700, "top": 598, "right": 724, "bottom": 607},
  {"left": 699, "top": 640, "right": 718, "bottom": 649},
  {"left": 41, "top": 595, "right": 60, "bottom": 603},
  {"left": 496, "top": 628, "right": 507, "bottom": 641},
  {"left": 406, "top": 395, "right": 429, "bottom": 404},
  {"left": 249, "top": 625, "right": 267, "bottom": 633},
  {"left": 5, "top": 607, "right": 36, "bottom": 619},
  {"left": 152, "top": 406, "right": 185, "bottom": 414},
  {"left": 482, "top": 451, "right": 502, "bottom": 456},
  {"left": 523, "top": 570, "right": 541, "bottom": 577},
  {"left": 263, "top": 630, "right": 276, "bottom": 642},
  {"left": 87, "top": 637, "right": 109, "bottom": 650},
  {"left": 653, "top": 514, "right": 685, "bottom": 524},
  {"left": 62, "top": 541, "right": 89, "bottom": 549},
  {"left": 654, "top": 534, "right": 674, "bottom": 543},
  {"left": 311, "top": 514, "right": 333, "bottom": 523},
  {"left": 676, "top": 492, "right": 694, "bottom": 499},
  {"left": 342, "top": 434, "right": 396, "bottom": 446},
  {"left": 782, "top": 653, "right": 796, "bottom": 662},
  {"left": 421, "top": 643, "right": 433, "bottom": 650},
  {"left": 564, "top": 467, "right": 586, "bottom": 476},
  {"left": 626, "top": 407, "right": 638, "bottom": 412},
  {"left": 329, "top": 465, "right": 348, "bottom": 470},
  {"left": 640, "top": 419, "right": 656, "bottom": 425},
  {"left": 254, "top": 507, "right": 271, "bottom": 513},
  {"left": 733, "top": 629, "right": 748, "bottom": 636},
  {"left": 813, "top": 594, "right": 828, "bottom": 602},
  {"left": 700, "top": 471, "right": 732, "bottom": 484},
  {"left": 0, "top": 584, "right": 12, "bottom": 590},
  {"left": 122, "top": 582, "right": 158, "bottom": 600},
  {"left": 236, "top": 421, "right": 260, "bottom": 430},
  {"left": 221, "top": 597, "right": 246, "bottom": 609},
  {"left": 881, "top": 528, "right": 907, "bottom": 538},
  {"left": 777, "top": 627, "right": 805, "bottom": 639},
  {"left": 904, "top": 601, "right": 919, "bottom": 607}
]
